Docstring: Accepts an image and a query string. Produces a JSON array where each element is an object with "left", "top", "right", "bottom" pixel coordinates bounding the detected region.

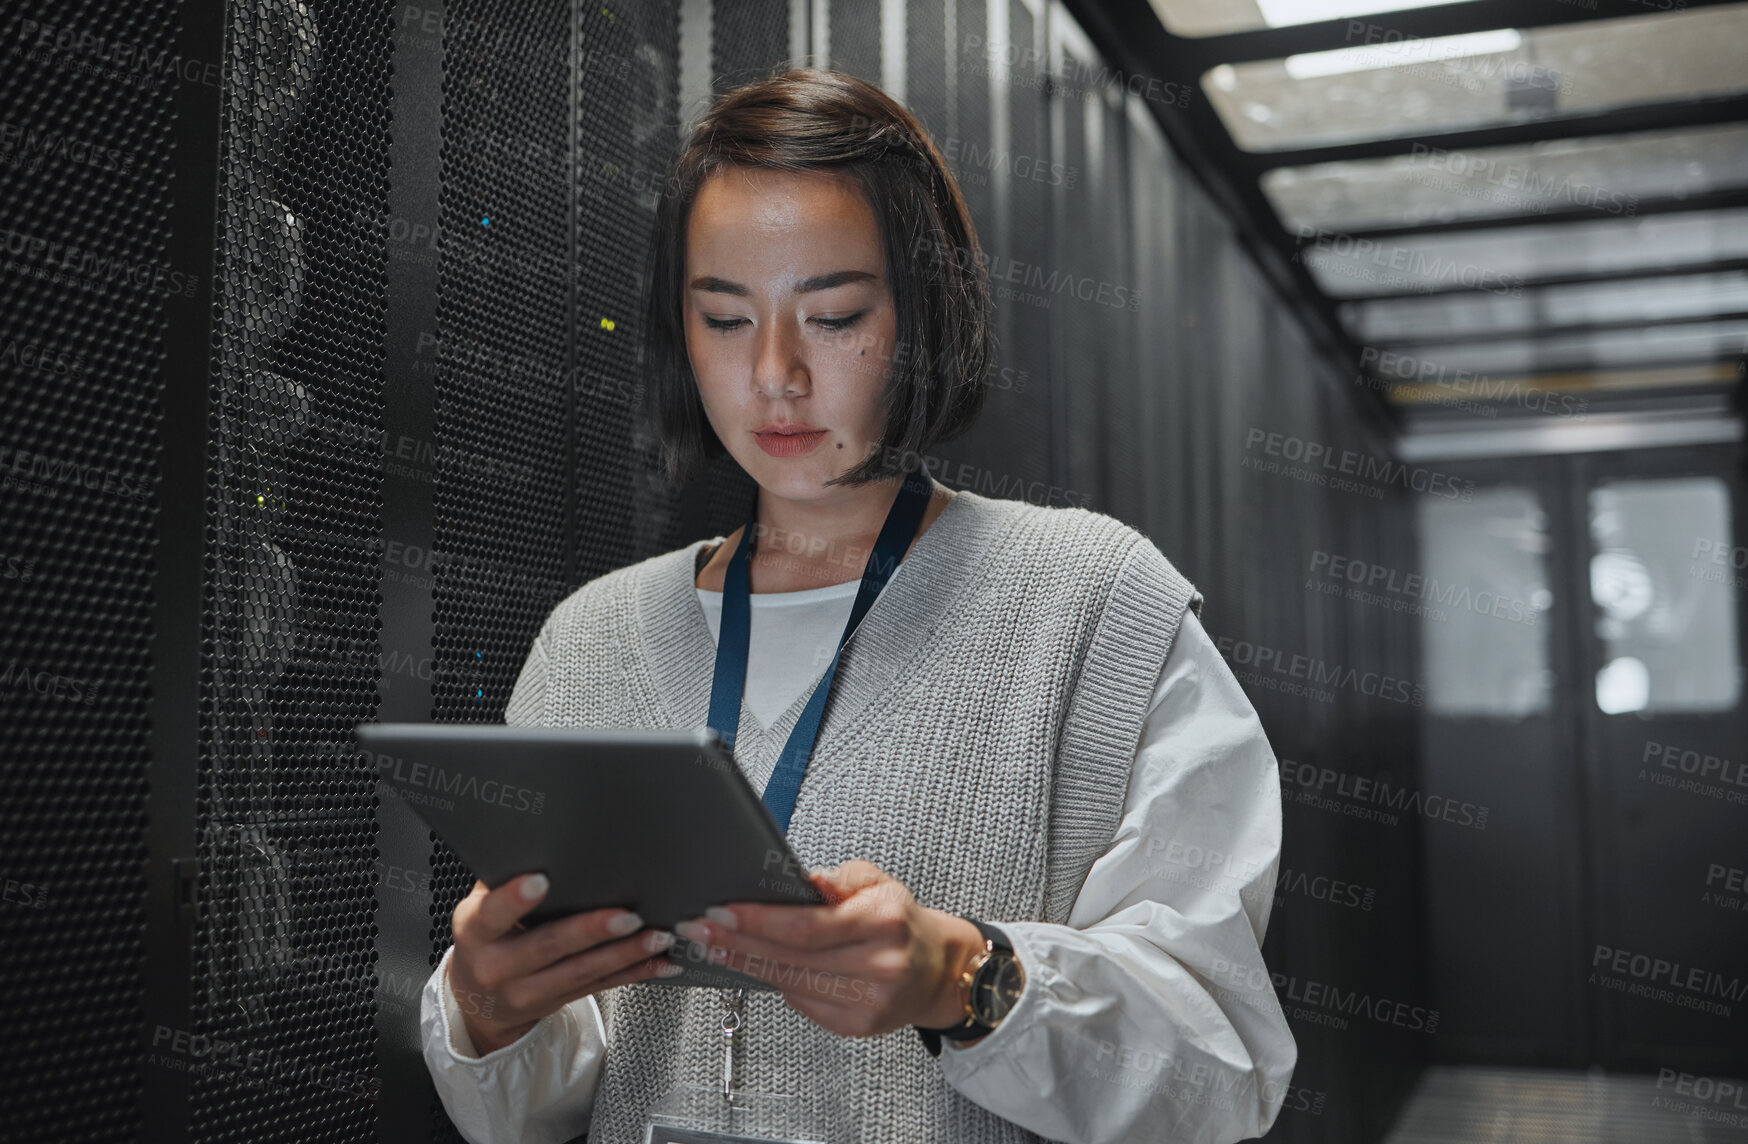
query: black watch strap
[{"left": 915, "top": 918, "right": 1013, "bottom": 1058}]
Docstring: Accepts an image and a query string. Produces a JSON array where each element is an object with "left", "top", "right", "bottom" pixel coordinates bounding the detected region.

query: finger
[
  {"left": 809, "top": 868, "right": 851, "bottom": 905},
  {"left": 454, "top": 872, "right": 554, "bottom": 947},
  {"left": 704, "top": 901, "right": 872, "bottom": 950},
  {"left": 674, "top": 938, "right": 877, "bottom": 1005},
  {"left": 782, "top": 986, "right": 882, "bottom": 1027},
  {"left": 814, "top": 859, "right": 886, "bottom": 900},
  {"left": 676, "top": 923, "right": 877, "bottom": 980},
  {"left": 667, "top": 937, "right": 853, "bottom": 1000},
  {"left": 542, "top": 954, "right": 682, "bottom": 1013},
  {"left": 492, "top": 904, "right": 649, "bottom": 981},
  {"left": 517, "top": 927, "right": 680, "bottom": 1007}
]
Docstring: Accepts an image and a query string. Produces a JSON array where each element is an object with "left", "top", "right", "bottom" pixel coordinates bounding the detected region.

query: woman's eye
[
  {"left": 703, "top": 316, "right": 746, "bottom": 332},
  {"left": 812, "top": 313, "right": 864, "bottom": 331}
]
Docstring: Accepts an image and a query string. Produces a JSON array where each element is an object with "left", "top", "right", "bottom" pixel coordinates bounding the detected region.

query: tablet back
[{"left": 354, "top": 723, "right": 824, "bottom": 990}]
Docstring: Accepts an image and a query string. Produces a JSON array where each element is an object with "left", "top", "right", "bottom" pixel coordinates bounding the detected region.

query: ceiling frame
[
  {"left": 1241, "top": 93, "right": 1748, "bottom": 173},
  {"left": 1066, "top": 0, "right": 1748, "bottom": 406},
  {"left": 1374, "top": 309, "right": 1748, "bottom": 349},
  {"left": 1185, "top": 0, "right": 1747, "bottom": 68},
  {"left": 1334, "top": 257, "right": 1748, "bottom": 305}
]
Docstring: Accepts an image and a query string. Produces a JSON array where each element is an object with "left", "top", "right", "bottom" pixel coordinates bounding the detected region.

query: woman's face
[{"left": 684, "top": 165, "right": 898, "bottom": 501}]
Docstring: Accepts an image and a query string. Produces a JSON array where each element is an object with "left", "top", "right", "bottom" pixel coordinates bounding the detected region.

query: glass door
[{"left": 1571, "top": 445, "right": 1748, "bottom": 1074}]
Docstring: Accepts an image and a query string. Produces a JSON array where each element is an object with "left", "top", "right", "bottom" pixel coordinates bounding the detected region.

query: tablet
[{"left": 354, "top": 722, "right": 825, "bottom": 991}]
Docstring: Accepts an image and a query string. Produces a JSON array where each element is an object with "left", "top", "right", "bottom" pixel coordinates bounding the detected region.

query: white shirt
[{"left": 421, "top": 590, "right": 1298, "bottom": 1144}]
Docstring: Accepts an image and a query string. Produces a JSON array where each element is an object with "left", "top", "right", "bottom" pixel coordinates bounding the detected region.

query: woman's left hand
[{"left": 672, "top": 859, "right": 989, "bottom": 1038}]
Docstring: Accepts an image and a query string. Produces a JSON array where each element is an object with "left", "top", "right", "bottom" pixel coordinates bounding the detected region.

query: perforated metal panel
[
  {"left": 421, "top": 2, "right": 578, "bottom": 1138},
  {"left": 0, "top": 1, "right": 177, "bottom": 1138},
  {"left": 711, "top": 0, "right": 791, "bottom": 93},
  {"left": 422, "top": 6, "right": 687, "bottom": 1140},
  {"left": 189, "top": 0, "right": 394, "bottom": 1138},
  {"left": 828, "top": 0, "right": 881, "bottom": 86}
]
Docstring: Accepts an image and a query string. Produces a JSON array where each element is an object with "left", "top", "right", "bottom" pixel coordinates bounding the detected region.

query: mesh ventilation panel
[
  {"left": 711, "top": 0, "right": 790, "bottom": 95},
  {"left": 424, "top": 0, "right": 578, "bottom": 1135},
  {"left": 570, "top": 1, "right": 683, "bottom": 573},
  {"left": 190, "top": 1, "right": 394, "bottom": 1139},
  {"left": 828, "top": 0, "right": 881, "bottom": 86},
  {"left": 0, "top": 1, "right": 178, "bottom": 1138}
]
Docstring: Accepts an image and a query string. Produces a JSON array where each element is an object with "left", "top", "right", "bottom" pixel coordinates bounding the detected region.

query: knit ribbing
[{"left": 500, "top": 484, "right": 1200, "bottom": 1144}]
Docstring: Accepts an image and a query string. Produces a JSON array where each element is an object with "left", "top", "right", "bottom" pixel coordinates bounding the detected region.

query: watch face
[{"left": 969, "top": 953, "right": 1024, "bottom": 1025}]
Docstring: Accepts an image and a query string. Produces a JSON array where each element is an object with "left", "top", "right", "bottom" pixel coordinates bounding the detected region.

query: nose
[{"left": 750, "top": 316, "right": 809, "bottom": 399}]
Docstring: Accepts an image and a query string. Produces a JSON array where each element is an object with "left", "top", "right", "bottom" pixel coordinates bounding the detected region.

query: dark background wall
[{"left": 0, "top": 1, "right": 1422, "bottom": 1141}]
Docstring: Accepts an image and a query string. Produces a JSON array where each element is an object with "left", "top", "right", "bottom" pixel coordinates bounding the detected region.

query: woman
[{"left": 421, "top": 68, "right": 1296, "bottom": 1144}]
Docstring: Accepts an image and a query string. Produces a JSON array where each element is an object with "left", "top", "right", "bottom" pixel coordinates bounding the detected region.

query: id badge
[{"left": 642, "top": 1084, "right": 827, "bottom": 1144}]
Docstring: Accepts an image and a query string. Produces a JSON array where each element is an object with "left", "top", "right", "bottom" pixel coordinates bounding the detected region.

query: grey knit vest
[{"left": 503, "top": 486, "right": 1201, "bottom": 1144}]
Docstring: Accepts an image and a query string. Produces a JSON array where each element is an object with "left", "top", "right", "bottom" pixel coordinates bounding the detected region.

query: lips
[{"left": 754, "top": 425, "right": 828, "bottom": 458}]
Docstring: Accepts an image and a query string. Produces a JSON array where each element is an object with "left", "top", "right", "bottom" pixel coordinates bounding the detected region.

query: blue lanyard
[{"left": 707, "top": 464, "right": 933, "bottom": 834}]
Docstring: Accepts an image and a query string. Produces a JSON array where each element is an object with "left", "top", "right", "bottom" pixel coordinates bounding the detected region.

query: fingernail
[
  {"left": 656, "top": 962, "right": 684, "bottom": 977},
  {"left": 705, "top": 906, "right": 738, "bottom": 931},
  {"left": 607, "top": 911, "right": 644, "bottom": 937},
  {"left": 645, "top": 930, "right": 676, "bottom": 952},
  {"left": 673, "top": 919, "right": 708, "bottom": 943},
  {"left": 520, "top": 873, "right": 549, "bottom": 900}
]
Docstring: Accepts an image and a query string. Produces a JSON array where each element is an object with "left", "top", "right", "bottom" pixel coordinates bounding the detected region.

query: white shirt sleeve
[
  {"left": 419, "top": 944, "right": 607, "bottom": 1144},
  {"left": 937, "top": 609, "right": 1299, "bottom": 1144}
]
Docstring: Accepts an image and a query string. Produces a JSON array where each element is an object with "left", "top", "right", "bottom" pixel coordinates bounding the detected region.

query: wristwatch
[{"left": 915, "top": 918, "right": 1025, "bottom": 1057}]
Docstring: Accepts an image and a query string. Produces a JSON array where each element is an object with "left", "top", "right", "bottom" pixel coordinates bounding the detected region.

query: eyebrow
[{"left": 687, "top": 270, "right": 878, "bottom": 297}]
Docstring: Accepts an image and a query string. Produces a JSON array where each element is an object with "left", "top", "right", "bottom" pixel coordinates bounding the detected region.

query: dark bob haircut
[{"left": 641, "top": 67, "right": 994, "bottom": 488}]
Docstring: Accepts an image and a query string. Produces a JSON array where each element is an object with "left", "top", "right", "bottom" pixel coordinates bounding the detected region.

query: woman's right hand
[{"left": 447, "top": 872, "right": 680, "bottom": 1055}]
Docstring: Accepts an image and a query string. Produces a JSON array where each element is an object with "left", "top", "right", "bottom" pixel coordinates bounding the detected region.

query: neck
[
  {"left": 697, "top": 472, "right": 952, "bottom": 594},
  {"left": 754, "top": 474, "right": 906, "bottom": 562}
]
